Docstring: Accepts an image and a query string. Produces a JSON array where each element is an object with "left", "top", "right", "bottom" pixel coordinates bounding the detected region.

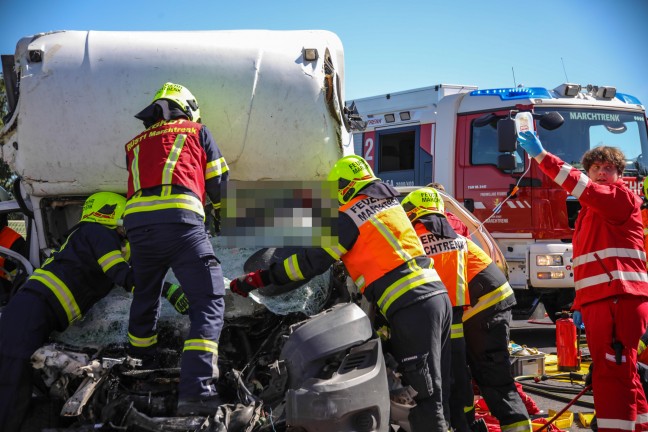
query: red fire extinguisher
[{"left": 556, "top": 312, "right": 580, "bottom": 371}]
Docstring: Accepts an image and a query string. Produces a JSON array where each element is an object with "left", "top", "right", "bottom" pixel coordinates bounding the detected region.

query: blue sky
[{"left": 2, "top": 0, "right": 647, "bottom": 104}]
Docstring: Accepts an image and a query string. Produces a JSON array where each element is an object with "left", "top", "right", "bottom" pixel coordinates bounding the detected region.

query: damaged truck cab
[{"left": 0, "top": 29, "right": 351, "bottom": 265}]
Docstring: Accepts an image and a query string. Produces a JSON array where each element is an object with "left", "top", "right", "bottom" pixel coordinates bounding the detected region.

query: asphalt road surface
[{"left": 510, "top": 303, "right": 593, "bottom": 431}]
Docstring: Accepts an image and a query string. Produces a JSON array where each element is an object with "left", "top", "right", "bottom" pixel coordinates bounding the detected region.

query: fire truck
[{"left": 347, "top": 83, "right": 648, "bottom": 320}]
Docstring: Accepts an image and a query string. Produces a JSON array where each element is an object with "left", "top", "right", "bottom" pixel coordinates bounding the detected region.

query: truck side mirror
[
  {"left": 498, "top": 154, "right": 517, "bottom": 171},
  {"left": 497, "top": 118, "right": 517, "bottom": 152},
  {"left": 474, "top": 113, "right": 498, "bottom": 128},
  {"left": 536, "top": 111, "right": 564, "bottom": 131}
]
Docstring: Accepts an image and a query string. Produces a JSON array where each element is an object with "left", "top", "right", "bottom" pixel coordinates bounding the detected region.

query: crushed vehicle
[{"left": 0, "top": 29, "right": 507, "bottom": 431}]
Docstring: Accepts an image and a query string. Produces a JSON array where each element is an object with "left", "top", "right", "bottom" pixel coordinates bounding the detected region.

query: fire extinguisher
[{"left": 556, "top": 311, "right": 580, "bottom": 371}]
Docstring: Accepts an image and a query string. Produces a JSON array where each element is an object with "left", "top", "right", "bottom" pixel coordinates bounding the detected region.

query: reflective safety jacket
[
  {"left": 0, "top": 226, "right": 26, "bottom": 281},
  {"left": 537, "top": 152, "right": 648, "bottom": 308},
  {"left": 124, "top": 118, "right": 229, "bottom": 228},
  {"left": 413, "top": 215, "right": 469, "bottom": 307},
  {"left": 267, "top": 182, "right": 447, "bottom": 319},
  {"left": 462, "top": 239, "right": 516, "bottom": 321},
  {"left": 21, "top": 222, "right": 133, "bottom": 330}
]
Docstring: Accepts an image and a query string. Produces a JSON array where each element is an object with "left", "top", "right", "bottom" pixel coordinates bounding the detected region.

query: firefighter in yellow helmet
[
  {"left": 0, "top": 192, "right": 134, "bottom": 431},
  {"left": 0, "top": 191, "right": 190, "bottom": 431},
  {"left": 403, "top": 187, "right": 531, "bottom": 432},
  {"left": 230, "top": 155, "right": 452, "bottom": 432},
  {"left": 125, "top": 82, "right": 229, "bottom": 416},
  {"left": 402, "top": 187, "right": 473, "bottom": 432}
]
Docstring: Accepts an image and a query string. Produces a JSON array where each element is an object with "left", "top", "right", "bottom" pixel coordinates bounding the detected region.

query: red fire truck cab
[{"left": 348, "top": 83, "right": 648, "bottom": 320}]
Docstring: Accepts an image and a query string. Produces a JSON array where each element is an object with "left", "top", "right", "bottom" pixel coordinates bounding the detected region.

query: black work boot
[
  {"left": 470, "top": 418, "right": 488, "bottom": 432},
  {"left": 176, "top": 394, "right": 224, "bottom": 416}
]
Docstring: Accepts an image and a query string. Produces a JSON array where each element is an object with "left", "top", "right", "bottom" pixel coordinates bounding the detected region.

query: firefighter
[
  {"left": 124, "top": 82, "right": 229, "bottom": 416},
  {"left": 519, "top": 131, "right": 648, "bottom": 431},
  {"left": 230, "top": 155, "right": 452, "bottom": 432},
  {"left": 401, "top": 187, "right": 473, "bottom": 432},
  {"left": 0, "top": 186, "right": 28, "bottom": 305},
  {"left": 0, "top": 192, "right": 134, "bottom": 431}
]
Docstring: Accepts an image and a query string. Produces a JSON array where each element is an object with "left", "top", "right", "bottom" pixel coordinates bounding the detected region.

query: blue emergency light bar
[
  {"left": 470, "top": 87, "right": 553, "bottom": 100},
  {"left": 615, "top": 92, "right": 643, "bottom": 105}
]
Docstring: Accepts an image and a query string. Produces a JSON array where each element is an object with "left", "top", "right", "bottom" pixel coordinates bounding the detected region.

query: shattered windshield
[{"left": 536, "top": 108, "right": 648, "bottom": 173}]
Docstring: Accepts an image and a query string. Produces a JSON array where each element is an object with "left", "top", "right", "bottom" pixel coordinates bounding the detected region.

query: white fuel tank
[{"left": 1, "top": 30, "right": 351, "bottom": 196}]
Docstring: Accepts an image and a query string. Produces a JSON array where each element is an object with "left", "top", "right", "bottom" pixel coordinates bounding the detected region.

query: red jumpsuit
[
  {"left": 537, "top": 152, "right": 648, "bottom": 432},
  {"left": 642, "top": 208, "right": 648, "bottom": 260}
]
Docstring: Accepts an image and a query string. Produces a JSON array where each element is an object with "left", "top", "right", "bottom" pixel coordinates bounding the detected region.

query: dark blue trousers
[
  {"left": 0, "top": 290, "right": 58, "bottom": 431},
  {"left": 390, "top": 292, "right": 452, "bottom": 432},
  {"left": 464, "top": 309, "right": 530, "bottom": 429},
  {"left": 126, "top": 223, "right": 225, "bottom": 399}
]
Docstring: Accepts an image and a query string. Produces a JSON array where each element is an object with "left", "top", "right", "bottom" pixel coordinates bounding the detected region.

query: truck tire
[{"left": 540, "top": 289, "right": 575, "bottom": 323}]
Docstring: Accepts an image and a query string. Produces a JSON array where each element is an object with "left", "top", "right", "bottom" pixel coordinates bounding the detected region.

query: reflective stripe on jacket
[
  {"left": 463, "top": 239, "right": 515, "bottom": 321},
  {"left": 21, "top": 223, "right": 133, "bottom": 329},
  {"left": 125, "top": 119, "right": 228, "bottom": 218},
  {"left": 339, "top": 194, "right": 426, "bottom": 291},
  {"left": 538, "top": 152, "right": 648, "bottom": 308},
  {"left": 414, "top": 220, "right": 469, "bottom": 307}
]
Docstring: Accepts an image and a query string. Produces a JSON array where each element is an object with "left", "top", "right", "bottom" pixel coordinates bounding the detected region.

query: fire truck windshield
[{"left": 536, "top": 108, "right": 648, "bottom": 174}]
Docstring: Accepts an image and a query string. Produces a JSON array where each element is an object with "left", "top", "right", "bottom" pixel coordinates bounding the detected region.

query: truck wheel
[{"left": 540, "top": 289, "right": 575, "bottom": 323}]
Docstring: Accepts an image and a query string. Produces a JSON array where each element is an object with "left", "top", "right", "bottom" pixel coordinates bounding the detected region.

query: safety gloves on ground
[
  {"left": 572, "top": 310, "right": 585, "bottom": 330},
  {"left": 230, "top": 270, "right": 269, "bottom": 298},
  {"left": 162, "top": 282, "right": 190, "bottom": 315},
  {"left": 517, "top": 131, "right": 545, "bottom": 158}
]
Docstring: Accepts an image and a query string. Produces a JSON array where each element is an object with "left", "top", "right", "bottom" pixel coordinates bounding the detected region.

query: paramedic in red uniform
[
  {"left": 518, "top": 131, "right": 648, "bottom": 432},
  {"left": 401, "top": 187, "right": 473, "bottom": 432},
  {"left": 124, "top": 82, "right": 229, "bottom": 416},
  {"left": 230, "top": 155, "right": 452, "bottom": 432}
]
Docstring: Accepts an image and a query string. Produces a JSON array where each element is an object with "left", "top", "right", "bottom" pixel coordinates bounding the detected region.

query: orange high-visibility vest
[
  {"left": 414, "top": 221, "right": 469, "bottom": 307},
  {"left": 339, "top": 194, "right": 426, "bottom": 292}
]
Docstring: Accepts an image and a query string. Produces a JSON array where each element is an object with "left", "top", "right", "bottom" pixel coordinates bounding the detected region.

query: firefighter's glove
[
  {"left": 517, "top": 131, "right": 544, "bottom": 158},
  {"left": 230, "top": 270, "right": 268, "bottom": 298},
  {"left": 572, "top": 310, "right": 584, "bottom": 330},
  {"left": 162, "top": 282, "right": 189, "bottom": 315}
]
